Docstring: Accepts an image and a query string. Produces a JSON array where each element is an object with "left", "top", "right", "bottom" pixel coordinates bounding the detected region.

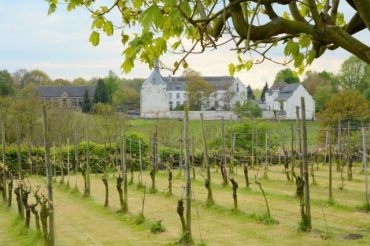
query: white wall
[
  {"left": 285, "top": 85, "right": 315, "bottom": 120},
  {"left": 140, "top": 84, "right": 170, "bottom": 118},
  {"left": 141, "top": 110, "right": 237, "bottom": 120}
]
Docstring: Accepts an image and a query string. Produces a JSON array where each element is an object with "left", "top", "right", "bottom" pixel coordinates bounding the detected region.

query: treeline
[{"left": 0, "top": 69, "right": 144, "bottom": 111}]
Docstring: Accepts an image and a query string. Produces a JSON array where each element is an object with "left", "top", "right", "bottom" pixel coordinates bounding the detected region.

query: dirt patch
[{"left": 344, "top": 233, "right": 363, "bottom": 240}]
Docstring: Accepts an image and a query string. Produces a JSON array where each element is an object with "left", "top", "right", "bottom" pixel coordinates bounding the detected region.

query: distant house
[
  {"left": 262, "top": 82, "right": 315, "bottom": 120},
  {"left": 140, "top": 62, "right": 249, "bottom": 118},
  {"left": 37, "top": 86, "right": 95, "bottom": 109}
]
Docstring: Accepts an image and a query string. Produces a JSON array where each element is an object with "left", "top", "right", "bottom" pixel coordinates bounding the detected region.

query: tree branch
[{"left": 352, "top": 0, "right": 370, "bottom": 31}]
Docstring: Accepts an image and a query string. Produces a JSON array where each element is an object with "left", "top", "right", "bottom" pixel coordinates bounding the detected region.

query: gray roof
[
  {"left": 163, "top": 76, "right": 235, "bottom": 91},
  {"left": 144, "top": 62, "right": 167, "bottom": 86},
  {"left": 268, "top": 82, "right": 300, "bottom": 101},
  {"left": 37, "top": 86, "right": 96, "bottom": 98}
]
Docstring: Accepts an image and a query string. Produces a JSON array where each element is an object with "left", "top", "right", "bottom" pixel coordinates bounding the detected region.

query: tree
[
  {"left": 338, "top": 56, "right": 370, "bottom": 92},
  {"left": 302, "top": 71, "right": 331, "bottom": 95},
  {"left": 261, "top": 82, "right": 269, "bottom": 102},
  {"left": 81, "top": 89, "right": 92, "bottom": 113},
  {"left": 93, "top": 79, "right": 109, "bottom": 104},
  {"left": 12, "top": 69, "right": 28, "bottom": 88},
  {"left": 53, "top": 79, "right": 70, "bottom": 85},
  {"left": 234, "top": 100, "right": 262, "bottom": 118},
  {"left": 318, "top": 90, "right": 369, "bottom": 126},
  {"left": 274, "top": 68, "right": 300, "bottom": 84},
  {"left": 45, "top": 0, "right": 370, "bottom": 76},
  {"left": 22, "top": 70, "right": 50, "bottom": 86},
  {"left": 314, "top": 85, "right": 333, "bottom": 112},
  {"left": 104, "top": 71, "right": 119, "bottom": 104},
  {"left": 0, "top": 70, "right": 15, "bottom": 96},
  {"left": 72, "top": 77, "right": 88, "bottom": 85},
  {"left": 185, "top": 69, "right": 214, "bottom": 110},
  {"left": 247, "top": 85, "right": 255, "bottom": 100}
]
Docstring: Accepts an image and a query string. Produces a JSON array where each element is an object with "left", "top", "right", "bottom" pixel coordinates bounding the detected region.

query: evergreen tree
[
  {"left": 93, "top": 79, "right": 109, "bottom": 104},
  {"left": 247, "top": 85, "right": 255, "bottom": 100},
  {"left": 261, "top": 82, "right": 269, "bottom": 102},
  {"left": 81, "top": 89, "right": 92, "bottom": 113}
]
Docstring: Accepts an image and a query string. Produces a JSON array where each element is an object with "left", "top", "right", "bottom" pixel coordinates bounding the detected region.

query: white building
[
  {"left": 263, "top": 82, "right": 315, "bottom": 120},
  {"left": 140, "top": 63, "right": 248, "bottom": 118}
]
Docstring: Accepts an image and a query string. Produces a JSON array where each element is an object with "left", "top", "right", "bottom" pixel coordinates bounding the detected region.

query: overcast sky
[{"left": 0, "top": 0, "right": 368, "bottom": 88}]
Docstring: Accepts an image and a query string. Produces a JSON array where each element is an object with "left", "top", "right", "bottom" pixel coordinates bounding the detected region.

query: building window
[
  {"left": 236, "top": 83, "right": 239, "bottom": 93},
  {"left": 176, "top": 85, "right": 180, "bottom": 90},
  {"left": 169, "top": 101, "right": 173, "bottom": 110},
  {"left": 176, "top": 101, "right": 180, "bottom": 107},
  {"left": 176, "top": 93, "right": 180, "bottom": 99}
]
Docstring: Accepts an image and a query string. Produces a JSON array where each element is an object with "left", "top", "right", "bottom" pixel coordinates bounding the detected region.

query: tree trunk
[
  {"left": 229, "top": 178, "right": 238, "bottom": 210},
  {"left": 244, "top": 163, "right": 249, "bottom": 188},
  {"left": 42, "top": 105, "right": 55, "bottom": 245},
  {"left": 102, "top": 175, "right": 109, "bottom": 207}
]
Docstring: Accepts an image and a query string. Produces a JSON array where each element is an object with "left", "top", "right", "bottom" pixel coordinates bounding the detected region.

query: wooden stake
[
  {"left": 184, "top": 106, "right": 192, "bottom": 237},
  {"left": 139, "top": 139, "right": 143, "bottom": 185},
  {"left": 361, "top": 127, "right": 369, "bottom": 208},
  {"left": 42, "top": 105, "right": 55, "bottom": 246},
  {"left": 1, "top": 122, "right": 7, "bottom": 202},
  {"left": 296, "top": 106, "right": 302, "bottom": 177},
  {"left": 301, "top": 97, "right": 311, "bottom": 230},
  {"left": 328, "top": 130, "right": 333, "bottom": 201},
  {"left": 221, "top": 117, "right": 228, "bottom": 185},
  {"left": 200, "top": 113, "right": 214, "bottom": 204}
]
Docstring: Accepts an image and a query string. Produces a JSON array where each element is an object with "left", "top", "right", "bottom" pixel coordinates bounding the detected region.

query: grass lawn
[{"left": 3, "top": 161, "right": 369, "bottom": 245}]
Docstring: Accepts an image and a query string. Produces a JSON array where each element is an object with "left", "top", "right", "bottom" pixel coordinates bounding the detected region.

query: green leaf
[
  {"left": 121, "top": 59, "right": 134, "bottom": 73},
  {"left": 180, "top": 1, "right": 191, "bottom": 17},
  {"left": 133, "top": 0, "right": 143, "bottom": 9},
  {"left": 121, "top": 33, "right": 129, "bottom": 45},
  {"left": 307, "top": 50, "right": 316, "bottom": 65},
  {"left": 183, "top": 61, "right": 188, "bottom": 69},
  {"left": 243, "top": 60, "right": 253, "bottom": 71},
  {"left": 89, "top": 31, "right": 100, "bottom": 46},
  {"left": 138, "top": 5, "right": 163, "bottom": 30},
  {"left": 284, "top": 40, "right": 300, "bottom": 57},
  {"left": 229, "top": 63, "right": 235, "bottom": 76},
  {"left": 336, "top": 13, "right": 345, "bottom": 26},
  {"left": 282, "top": 11, "right": 290, "bottom": 20},
  {"left": 299, "top": 34, "right": 311, "bottom": 48},
  {"left": 171, "top": 41, "right": 181, "bottom": 50},
  {"left": 92, "top": 17, "right": 105, "bottom": 29},
  {"left": 48, "top": 4, "right": 57, "bottom": 15},
  {"left": 294, "top": 53, "right": 304, "bottom": 67},
  {"left": 104, "top": 21, "right": 114, "bottom": 36}
]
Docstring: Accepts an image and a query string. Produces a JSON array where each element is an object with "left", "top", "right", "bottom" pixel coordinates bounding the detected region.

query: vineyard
[{"left": 1, "top": 107, "right": 370, "bottom": 245}]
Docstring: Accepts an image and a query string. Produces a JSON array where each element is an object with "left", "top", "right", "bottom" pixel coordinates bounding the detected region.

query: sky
[{"left": 0, "top": 0, "right": 368, "bottom": 88}]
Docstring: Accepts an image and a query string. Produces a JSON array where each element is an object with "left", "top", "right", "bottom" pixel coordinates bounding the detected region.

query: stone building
[
  {"left": 37, "top": 86, "right": 95, "bottom": 109},
  {"left": 140, "top": 63, "right": 248, "bottom": 118}
]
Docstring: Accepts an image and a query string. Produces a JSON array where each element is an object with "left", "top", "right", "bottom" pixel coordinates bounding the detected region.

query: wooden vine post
[
  {"left": 15, "top": 124, "right": 25, "bottom": 219},
  {"left": 263, "top": 132, "right": 268, "bottom": 179},
  {"left": 200, "top": 113, "right": 214, "bottom": 205},
  {"left": 121, "top": 126, "right": 128, "bottom": 213},
  {"left": 150, "top": 123, "right": 158, "bottom": 192},
  {"left": 183, "top": 105, "right": 192, "bottom": 241},
  {"left": 347, "top": 121, "right": 352, "bottom": 180},
  {"left": 295, "top": 106, "right": 303, "bottom": 178},
  {"left": 59, "top": 137, "right": 64, "bottom": 184},
  {"left": 42, "top": 105, "right": 55, "bottom": 246},
  {"left": 67, "top": 138, "right": 70, "bottom": 187},
  {"left": 328, "top": 130, "right": 333, "bottom": 202},
  {"left": 138, "top": 139, "right": 143, "bottom": 185},
  {"left": 337, "top": 117, "right": 342, "bottom": 172},
  {"left": 1, "top": 122, "right": 7, "bottom": 202},
  {"left": 301, "top": 97, "right": 311, "bottom": 230},
  {"left": 74, "top": 129, "right": 79, "bottom": 190},
  {"left": 221, "top": 117, "right": 228, "bottom": 185},
  {"left": 191, "top": 136, "right": 196, "bottom": 180},
  {"left": 361, "top": 127, "right": 369, "bottom": 209},
  {"left": 53, "top": 142, "right": 56, "bottom": 181},
  {"left": 85, "top": 121, "right": 91, "bottom": 197}
]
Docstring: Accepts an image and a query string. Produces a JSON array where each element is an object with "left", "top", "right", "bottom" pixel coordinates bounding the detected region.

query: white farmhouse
[
  {"left": 140, "top": 63, "right": 249, "bottom": 118},
  {"left": 263, "top": 82, "right": 315, "bottom": 120}
]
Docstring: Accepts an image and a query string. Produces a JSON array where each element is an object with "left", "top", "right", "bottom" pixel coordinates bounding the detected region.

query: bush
[{"left": 0, "top": 135, "right": 148, "bottom": 176}]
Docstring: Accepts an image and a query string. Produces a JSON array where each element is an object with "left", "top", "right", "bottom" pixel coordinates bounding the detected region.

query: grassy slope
[
  {"left": 127, "top": 118, "right": 320, "bottom": 149},
  {"left": 17, "top": 162, "right": 369, "bottom": 245}
]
